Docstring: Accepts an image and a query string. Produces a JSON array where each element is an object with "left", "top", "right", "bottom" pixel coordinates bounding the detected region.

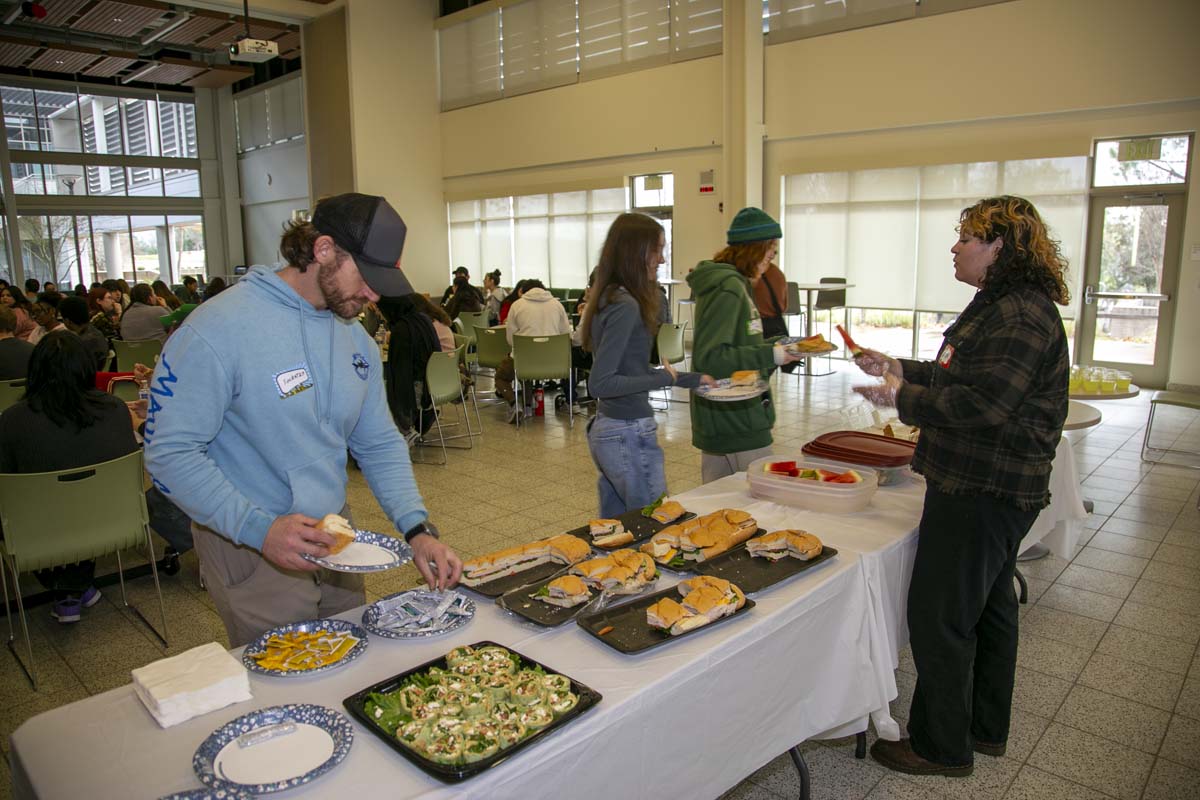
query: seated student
[
  {"left": 483, "top": 269, "right": 505, "bottom": 325},
  {"left": 497, "top": 279, "right": 572, "bottom": 422},
  {"left": 28, "top": 302, "right": 65, "bottom": 346},
  {"left": 119, "top": 283, "right": 169, "bottom": 343},
  {"left": 0, "top": 332, "right": 138, "bottom": 623},
  {"left": 87, "top": 286, "right": 122, "bottom": 349},
  {"left": 1, "top": 287, "right": 38, "bottom": 341},
  {"left": 24, "top": 278, "right": 40, "bottom": 303},
  {"left": 498, "top": 279, "right": 528, "bottom": 325},
  {"left": 0, "top": 306, "right": 35, "bottom": 379},
  {"left": 176, "top": 275, "right": 202, "bottom": 305},
  {"left": 377, "top": 295, "right": 439, "bottom": 441},
  {"left": 203, "top": 276, "right": 227, "bottom": 301},
  {"left": 410, "top": 293, "right": 456, "bottom": 352},
  {"left": 58, "top": 296, "right": 109, "bottom": 371},
  {"left": 440, "top": 266, "right": 485, "bottom": 306},
  {"left": 444, "top": 275, "right": 484, "bottom": 321},
  {"left": 152, "top": 280, "right": 182, "bottom": 310}
]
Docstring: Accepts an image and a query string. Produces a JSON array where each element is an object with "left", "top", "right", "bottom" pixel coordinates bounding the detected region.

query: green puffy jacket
[{"left": 687, "top": 260, "right": 778, "bottom": 454}]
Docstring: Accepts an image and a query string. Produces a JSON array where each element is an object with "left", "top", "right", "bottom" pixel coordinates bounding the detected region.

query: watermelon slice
[
  {"left": 835, "top": 324, "right": 864, "bottom": 357},
  {"left": 825, "top": 469, "right": 863, "bottom": 484},
  {"left": 815, "top": 469, "right": 838, "bottom": 481},
  {"left": 767, "top": 461, "right": 798, "bottom": 473}
]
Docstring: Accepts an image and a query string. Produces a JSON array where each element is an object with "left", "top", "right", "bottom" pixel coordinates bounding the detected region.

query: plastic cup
[
  {"left": 1115, "top": 371, "right": 1132, "bottom": 392},
  {"left": 1082, "top": 368, "right": 1100, "bottom": 393},
  {"left": 1101, "top": 369, "right": 1118, "bottom": 393},
  {"left": 1068, "top": 366, "right": 1083, "bottom": 393}
]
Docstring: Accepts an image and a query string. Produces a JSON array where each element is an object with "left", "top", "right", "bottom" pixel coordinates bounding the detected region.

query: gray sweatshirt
[{"left": 588, "top": 287, "right": 701, "bottom": 420}]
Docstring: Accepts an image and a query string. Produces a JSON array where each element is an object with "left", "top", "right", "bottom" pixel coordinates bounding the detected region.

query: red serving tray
[{"left": 802, "top": 431, "right": 915, "bottom": 468}]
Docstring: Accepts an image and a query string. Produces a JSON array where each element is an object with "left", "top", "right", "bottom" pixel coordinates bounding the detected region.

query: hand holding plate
[{"left": 263, "top": 513, "right": 332, "bottom": 572}]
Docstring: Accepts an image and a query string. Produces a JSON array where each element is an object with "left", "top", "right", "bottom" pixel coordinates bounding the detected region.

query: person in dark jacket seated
[
  {"left": 58, "top": 296, "right": 109, "bottom": 371},
  {"left": 377, "top": 295, "right": 440, "bottom": 442},
  {"left": 0, "top": 306, "right": 35, "bottom": 379},
  {"left": 0, "top": 332, "right": 138, "bottom": 623}
]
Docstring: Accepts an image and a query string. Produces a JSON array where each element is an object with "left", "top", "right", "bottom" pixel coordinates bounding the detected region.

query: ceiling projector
[{"left": 229, "top": 38, "right": 279, "bottom": 63}]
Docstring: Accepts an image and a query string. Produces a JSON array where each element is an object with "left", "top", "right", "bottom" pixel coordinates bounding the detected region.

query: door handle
[{"left": 1085, "top": 285, "right": 1169, "bottom": 304}]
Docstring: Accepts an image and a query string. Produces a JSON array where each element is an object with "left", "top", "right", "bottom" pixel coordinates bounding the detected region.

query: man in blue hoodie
[{"left": 144, "top": 194, "right": 462, "bottom": 646}]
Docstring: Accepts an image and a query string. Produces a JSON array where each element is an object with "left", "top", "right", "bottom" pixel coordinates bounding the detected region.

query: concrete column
[
  {"left": 156, "top": 226, "right": 172, "bottom": 283},
  {"left": 721, "top": 0, "right": 765, "bottom": 218},
  {"left": 104, "top": 232, "right": 122, "bottom": 280}
]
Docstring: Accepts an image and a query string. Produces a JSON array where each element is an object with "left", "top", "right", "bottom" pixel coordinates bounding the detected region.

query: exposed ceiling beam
[{"left": 141, "top": 11, "right": 194, "bottom": 44}]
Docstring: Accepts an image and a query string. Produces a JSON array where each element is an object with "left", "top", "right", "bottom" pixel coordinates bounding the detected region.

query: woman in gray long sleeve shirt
[{"left": 580, "top": 213, "right": 710, "bottom": 518}]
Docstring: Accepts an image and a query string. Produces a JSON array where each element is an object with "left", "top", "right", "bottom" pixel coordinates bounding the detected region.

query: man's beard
[{"left": 318, "top": 258, "right": 365, "bottom": 319}]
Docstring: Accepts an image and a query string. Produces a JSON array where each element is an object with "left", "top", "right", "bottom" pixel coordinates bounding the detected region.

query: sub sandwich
[
  {"left": 317, "top": 514, "right": 356, "bottom": 555},
  {"left": 533, "top": 575, "right": 591, "bottom": 608},
  {"left": 745, "top": 529, "right": 824, "bottom": 561},
  {"left": 649, "top": 500, "right": 686, "bottom": 525},
  {"left": 590, "top": 519, "right": 634, "bottom": 548},
  {"left": 460, "top": 534, "right": 590, "bottom": 586}
]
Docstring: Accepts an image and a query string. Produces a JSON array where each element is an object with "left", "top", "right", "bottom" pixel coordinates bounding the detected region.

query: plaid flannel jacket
[{"left": 896, "top": 285, "right": 1069, "bottom": 510}]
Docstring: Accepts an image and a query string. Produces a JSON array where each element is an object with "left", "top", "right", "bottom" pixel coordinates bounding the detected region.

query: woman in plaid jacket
[{"left": 855, "top": 196, "right": 1070, "bottom": 778}]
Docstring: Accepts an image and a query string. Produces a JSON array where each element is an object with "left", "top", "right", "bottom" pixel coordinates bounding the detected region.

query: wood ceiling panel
[
  {"left": 82, "top": 54, "right": 139, "bottom": 77},
  {"left": 136, "top": 61, "right": 204, "bottom": 83},
  {"left": 155, "top": 13, "right": 230, "bottom": 46},
  {"left": 28, "top": 46, "right": 103, "bottom": 73},
  {"left": 195, "top": 20, "right": 288, "bottom": 50},
  {"left": 183, "top": 63, "right": 252, "bottom": 89},
  {"left": 28, "top": 0, "right": 91, "bottom": 27},
  {"left": 72, "top": 1, "right": 169, "bottom": 38},
  {"left": 0, "top": 40, "right": 39, "bottom": 68}
]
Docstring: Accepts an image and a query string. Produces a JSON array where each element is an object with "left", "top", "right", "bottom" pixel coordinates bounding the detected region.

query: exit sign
[{"left": 1118, "top": 139, "right": 1162, "bottom": 162}]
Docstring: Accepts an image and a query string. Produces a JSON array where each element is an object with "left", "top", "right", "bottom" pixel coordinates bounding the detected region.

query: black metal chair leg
[
  {"left": 787, "top": 746, "right": 812, "bottom": 800},
  {"left": 1015, "top": 567, "right": 1029, "bottom": 605},
  {"left": 855, "top": 731, "right": 867, "bottom": 759}
]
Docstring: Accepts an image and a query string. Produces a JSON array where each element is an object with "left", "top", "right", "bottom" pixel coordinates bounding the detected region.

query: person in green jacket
[{"left": 688, "top": 207, "right": 801, "bottom": 483}]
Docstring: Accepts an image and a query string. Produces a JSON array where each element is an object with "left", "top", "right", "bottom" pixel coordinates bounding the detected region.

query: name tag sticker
[
  {"left": 938, "top": 344, "right": 955, "bottom": 368},
  {"left": 748, "top": 318, "right": 763, "bottom": 335},
  {"left": 274, "top": 365, "right": 313, "bottom": 398}
]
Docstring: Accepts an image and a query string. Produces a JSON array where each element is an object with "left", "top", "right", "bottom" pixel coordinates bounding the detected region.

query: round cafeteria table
[{"left": 1069, "top": 384, "right": 1140, "bottom": 401}]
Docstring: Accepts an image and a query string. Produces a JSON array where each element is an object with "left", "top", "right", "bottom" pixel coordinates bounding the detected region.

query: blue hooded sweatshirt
[{"left": 143, "top": 266, "right": 427, "bottom": 551}]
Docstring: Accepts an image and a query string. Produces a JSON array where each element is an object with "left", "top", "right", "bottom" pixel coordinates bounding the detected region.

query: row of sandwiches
[
  {"left": 461, "top": 534, "right": 591, "bottom": 587},
  {"left": 588, "top": 500, "right": 687, "bottom": 548},
  {"left": 745, "top": 529, "right": 823, "bottom": 561},
  {"left": 640, "top": 508, "right": 757, "bottom": 565},
  {"left": 536, "top": 549, "right": 659, "bottom": 608},
  {"left": 646, "top": 576, "right": 746, "bottom": 636}
]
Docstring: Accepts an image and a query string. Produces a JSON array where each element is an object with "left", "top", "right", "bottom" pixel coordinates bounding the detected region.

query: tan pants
[{"left": 193, "top": 517, "right": 365, "bottom": 648}]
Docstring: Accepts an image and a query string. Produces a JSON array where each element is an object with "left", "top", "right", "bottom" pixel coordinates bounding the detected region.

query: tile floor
[{"left": 2, "top": 362, "right": 1198, "bottom": 800}]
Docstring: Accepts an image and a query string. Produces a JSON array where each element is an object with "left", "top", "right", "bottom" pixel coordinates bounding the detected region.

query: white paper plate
[
  {"left": 694, "top": 378, "right": 769, "bottom": 402},
  {"left": 215, "top": 724, "right": 334, "bottom": 785},
  {"left": 301, "top": 529, "right": 412, "bottom": 573}
]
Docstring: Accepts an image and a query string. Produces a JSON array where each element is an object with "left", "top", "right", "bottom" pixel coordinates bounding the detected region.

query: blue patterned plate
[
  {"left": 694, "top": 378, "right": 770, "bottom": 402},
  {"left": 361, "top": 590, "right": 475, "bottom": 639},
  {"left": 301, "top": 529, "right": 412, "bottom": 573},
  {"left": 194, "top": 704, "right": 353, "bottom": 795},
  {"left": 242, "top": 618, "right": 368, "bottom": 677},
  {"left": 158, "top": 789, "right": 253, "bottom": 800}
]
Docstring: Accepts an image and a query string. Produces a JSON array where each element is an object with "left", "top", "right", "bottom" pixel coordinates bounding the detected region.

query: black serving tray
[
  {"left": 569, "top": 508, "right": 696, "bottom": 547},
  {"left": 495, "top": 577, "right": 594, "bottom": 627},
  {"left": 576, "top": 585, "right": 755, "bottom": 654},
  {"left": 342, "top": 640, "right": 602, "bottom": 784},
  {"left": 460, "top": 561, "right": 567, "bottom": 599},
  {"left": 692, "top": 542, "right": 839, "bottom": 594}
]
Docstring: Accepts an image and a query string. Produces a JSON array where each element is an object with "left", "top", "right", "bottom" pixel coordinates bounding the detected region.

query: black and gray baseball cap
[{"left": 311, "top": 193, "right": 414, "bottom": 297}]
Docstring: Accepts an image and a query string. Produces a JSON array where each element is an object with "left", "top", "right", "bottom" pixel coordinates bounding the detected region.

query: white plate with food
[
  {"left": 694, "top": 371, "right": 769, "bottom": 402},
  {"left": 299, "top": 516, "right": 412, "bottom": 573},
  {"left": 242, "top": 619, "right": 368, "bottom": 677},
  {"left": 779, "top": 334, "right": 838, "bottom": 356}
]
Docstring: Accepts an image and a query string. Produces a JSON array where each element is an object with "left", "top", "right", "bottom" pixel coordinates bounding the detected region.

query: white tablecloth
[{"left": 9, "top": 444, "right": 1084, "bottom": 800}]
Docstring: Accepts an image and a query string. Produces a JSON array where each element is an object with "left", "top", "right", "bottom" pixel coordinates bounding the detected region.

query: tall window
[
  {"left": 781, "top": 156, "right": 1089, "bottom": 358},
  {"left": 1, "top": 80, "right": 205, "bottom": 286},
  {"left": 448, "top": 187, "right": 629, "bottom": 287}
]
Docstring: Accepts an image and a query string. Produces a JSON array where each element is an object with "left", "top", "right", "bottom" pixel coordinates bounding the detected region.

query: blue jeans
[{"left": 586, "top": 414, "right": 667, "bottom": 518}]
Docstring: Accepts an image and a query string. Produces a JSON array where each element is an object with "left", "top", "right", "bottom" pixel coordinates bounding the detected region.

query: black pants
[
  {"left": 906, "top": 484, "right": 1038, "bottom": 766},
  {"left": 34, "top": 561, "right": 96, "bottom": 600}
]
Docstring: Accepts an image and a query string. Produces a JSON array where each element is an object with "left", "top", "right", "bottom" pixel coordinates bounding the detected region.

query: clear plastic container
[{"left": 746, "top": 455, "right": 879, "bottom": 513}]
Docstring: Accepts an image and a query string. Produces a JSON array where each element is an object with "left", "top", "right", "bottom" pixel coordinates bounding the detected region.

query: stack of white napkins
[{"left": 131, "top": 642, "right": 253, "bottom": 728}]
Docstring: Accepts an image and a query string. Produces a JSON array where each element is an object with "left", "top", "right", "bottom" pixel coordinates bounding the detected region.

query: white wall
[
  {"left": 239, "top": 139, "right": 310, "bottom": 266},
  {"left": 344, "top": 0, "right": 448, "bottom": 295}
]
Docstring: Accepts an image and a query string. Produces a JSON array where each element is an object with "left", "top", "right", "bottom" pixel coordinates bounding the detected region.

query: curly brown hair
[
  {"left": 712, "top": 240, "right": 775, "bottom": 280},
  {"left": 958, "top": 195, "right": 1070, "bottom": 305}
]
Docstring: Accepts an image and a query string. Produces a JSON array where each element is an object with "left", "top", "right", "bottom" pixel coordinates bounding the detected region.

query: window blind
[
  {"left": 580, "top": 0, "right": 669, "bottom": 77},
  {"left": 782, "top": 156, "right": 1088, "bottom": 318},
  {"left": 766, "top": 0, "right": 914, "bottom": 43},
  {"left": 671, "top": 0, "right": 722, "bottom": 60},
  {"left": 438, "top": 9, "right": 503, "bottom": 110},
  {"left": 502, "top": 0, "right": 579, "bottom": 96}
]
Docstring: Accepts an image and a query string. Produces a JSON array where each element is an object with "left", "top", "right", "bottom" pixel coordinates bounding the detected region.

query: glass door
[{"left": 1075, "top": 194, "right": 1184, "bottom": 387}]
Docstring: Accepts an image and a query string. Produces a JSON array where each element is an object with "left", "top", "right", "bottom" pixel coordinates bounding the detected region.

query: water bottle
[{"left": 137, "top": 378, "right": 150, "bottom": 405}]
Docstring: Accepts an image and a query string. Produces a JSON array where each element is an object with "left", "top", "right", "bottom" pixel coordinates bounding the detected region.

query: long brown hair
[
  {"left": 410, "top": 292, "right": 452, "bottom": 327},
  {"left": 959, "top": 195, "right": 1070, "bottom": 305},
  {"left": 580, "top": 213, "right": 664, "bottom": 352},
  {"left": 712, "top": 240, "right": 775, "bottom": 280}
]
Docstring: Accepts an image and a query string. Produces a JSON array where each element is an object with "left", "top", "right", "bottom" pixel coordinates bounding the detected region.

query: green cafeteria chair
[
  {"left": 511, "top": 333, "right": 573, "bottom": 430},
  {"left": 456, "top": 311, "right": 488, "bottom": 348},
  {"left": 653, "top": 322, "right": 689, "bottom": 411},
  {"left": 416, "top": 345, "right": 478, "bottom": 465},
  {"left": 0, "top": 378, "right": 26, "bottom": 413},
  {"left": 0, "top": 451, "right": 169, "bottom": 690},
  {"left": 112, "top": 338, "right": 163, "bottom": 371}
]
